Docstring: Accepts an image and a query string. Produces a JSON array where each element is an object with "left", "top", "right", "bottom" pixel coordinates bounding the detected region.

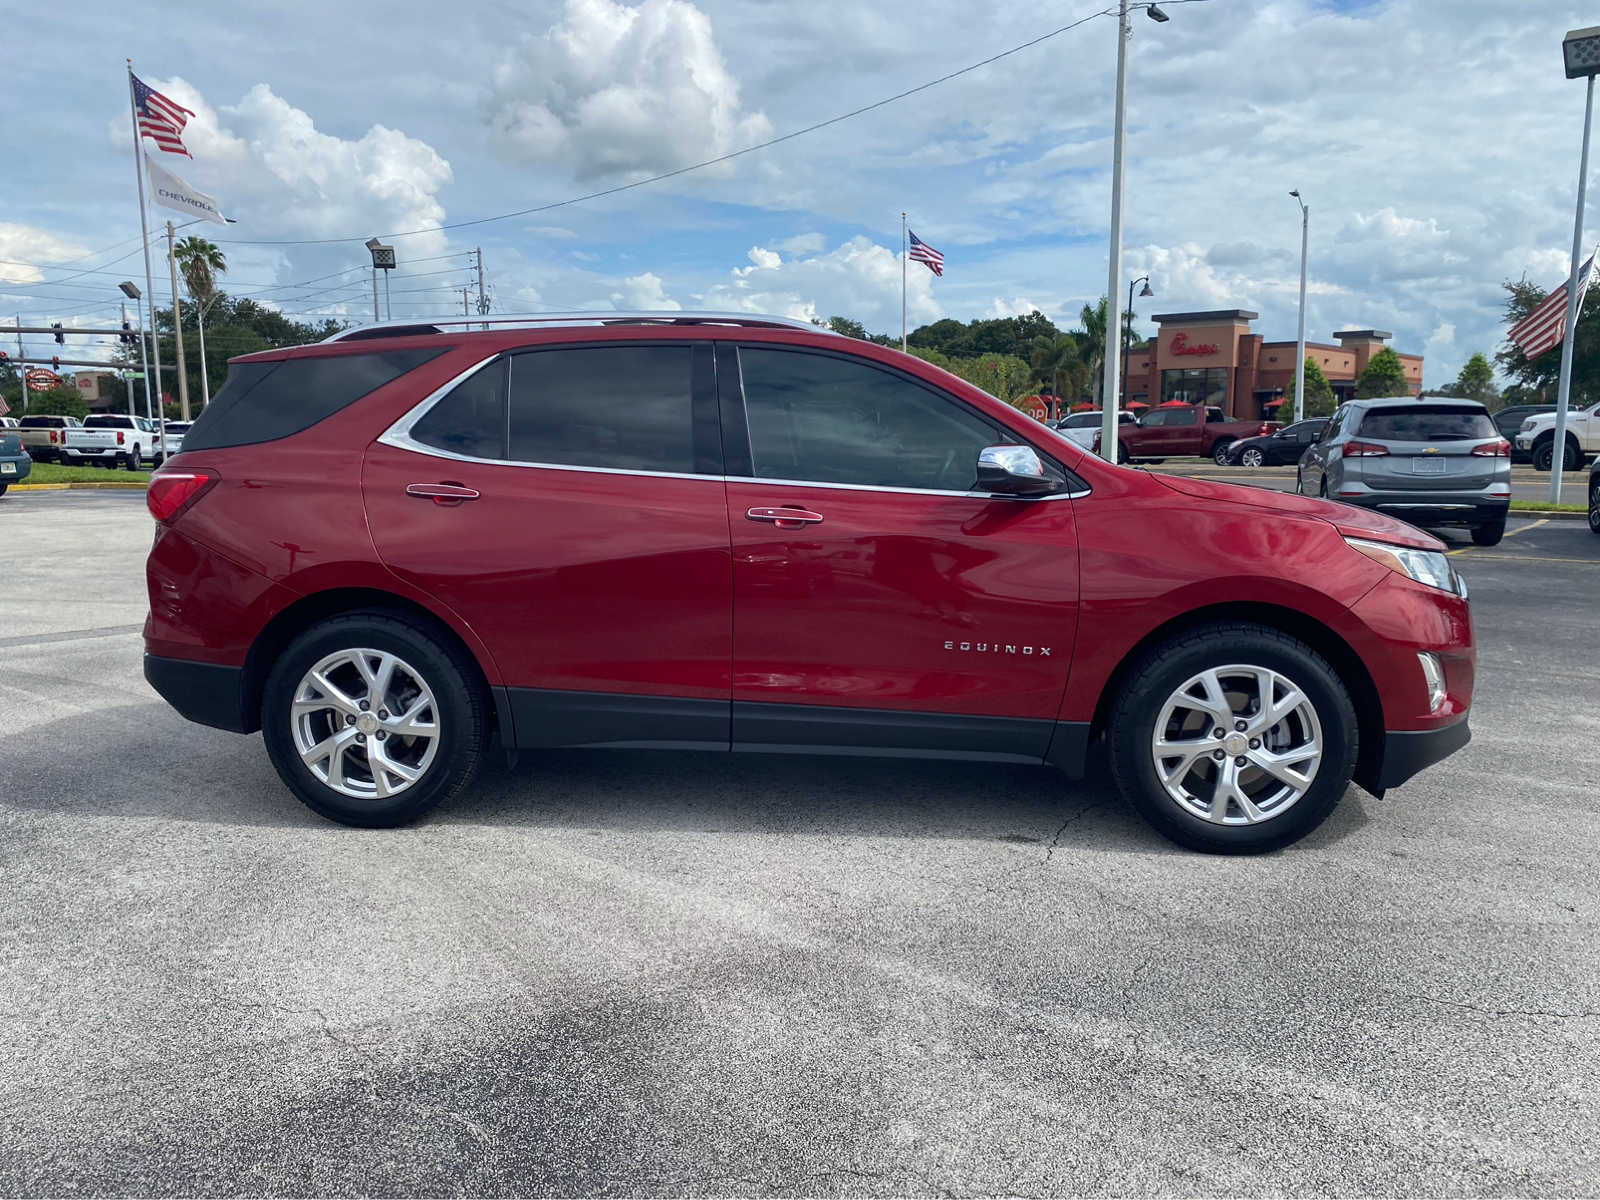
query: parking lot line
[
  {"left": 1448, "top": 518, "right": 1547, "bottom": 556},
  {"left": 1450, "top": 553, "right": 1599, "bottom": 568}
]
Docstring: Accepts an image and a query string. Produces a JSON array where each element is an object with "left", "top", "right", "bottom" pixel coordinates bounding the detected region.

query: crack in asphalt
[
  {"left": 1041, "top": 802, "right": 1100, "bottom": 865},
  {"left": 1395, "top": 991, "right": 1599, "bottom": 1020}
]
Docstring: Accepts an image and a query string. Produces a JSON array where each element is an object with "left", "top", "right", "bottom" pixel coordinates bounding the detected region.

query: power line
[{"left": 215, "top": 4, "right": 1140, "bottom": 248}]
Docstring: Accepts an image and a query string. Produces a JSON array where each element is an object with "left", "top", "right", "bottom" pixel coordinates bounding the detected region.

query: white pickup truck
[
  {"left": 1516, "top": 401, "right": 1599, "bottom": 472},
  {"left": 60, "top": 414, "right": 168, "bottom": 470}
]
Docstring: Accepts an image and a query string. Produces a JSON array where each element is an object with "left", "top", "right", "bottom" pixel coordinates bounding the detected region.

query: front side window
[
  {"left": 507, "top": 345, "right": 695, "bottom": 474},
  {"left": 738, "top": 347, "right": 1003, "bottom": 491}
]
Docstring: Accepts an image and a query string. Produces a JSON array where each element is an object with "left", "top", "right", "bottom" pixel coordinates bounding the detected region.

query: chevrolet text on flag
[
  {"left": 145, "top": 155, "right": 229, "bottom": 225},
  {"left": 1509, "top": 249, "right": 1598, "bottom": 360},
  {"left": 908, "top": 230, "right": 944, "bottom": 276},
  {"left": 132, "top": 73, "right": 194, "bottom": 157}
]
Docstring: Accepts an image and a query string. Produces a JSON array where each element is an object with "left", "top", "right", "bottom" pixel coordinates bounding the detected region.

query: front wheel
[
  {"left": 1588, "top": 481, "right": 1600, "bottom": 536},
  {"left": 261, "top": 612, "right": 488, "bottom": 827},
  {"left": 1107, "top": 623, "right": 1358, "bottom": 854},
  {"left": 1212, "top": 440, "right": 1233, "bottom": 465},
  {"left": 1471, "top": 518, "right": 1506, "bottom": 547},
  {"left": 1116, "top": 442, "right": 1130, "bottom": 465},
  {"left": 1241, "top": 447, "right": 1265, "bottom": 468}
]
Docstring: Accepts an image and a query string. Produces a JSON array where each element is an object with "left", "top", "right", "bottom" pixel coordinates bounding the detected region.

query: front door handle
[
  {"left": 406, "top": 482, "right": 480, "bottom": 505},
  {"left": 746, "top": 506, "right": 824, "bottom": 527}
]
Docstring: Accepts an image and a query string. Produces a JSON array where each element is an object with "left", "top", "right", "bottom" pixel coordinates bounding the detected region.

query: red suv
[{"left": 144, "top": 314, "right": 1474, "bottom": 853}]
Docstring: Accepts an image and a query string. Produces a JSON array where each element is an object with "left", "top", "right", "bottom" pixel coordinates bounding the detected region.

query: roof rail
[{"left": 321, "top": 310, "right": 835, "bottom": 343}]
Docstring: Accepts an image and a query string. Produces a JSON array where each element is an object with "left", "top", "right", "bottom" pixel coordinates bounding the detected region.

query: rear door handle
[
  {"left": 746, "top": 506, "right": 824, "bottom": 527},
  {"left": 406, "top": 482, "right": 480, "bottom": 505}
]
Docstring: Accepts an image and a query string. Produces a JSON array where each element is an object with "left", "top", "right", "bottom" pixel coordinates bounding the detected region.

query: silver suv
[{"left": 1296, "top": 398, "right": 1512, "bottom": 546}]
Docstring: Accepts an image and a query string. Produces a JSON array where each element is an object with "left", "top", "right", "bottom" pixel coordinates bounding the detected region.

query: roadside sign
[
  {"left": 1016, "top": 395, "right": 1048, "bottom": 421},
  {"left": 25, "top": 368, "right": 62, "bottom": 393}
]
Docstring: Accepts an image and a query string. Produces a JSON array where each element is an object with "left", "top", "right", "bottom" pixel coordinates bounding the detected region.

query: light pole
[
  {"left": 366, "top": 238, "right": 396, "bottom": 323},
  {"left": 1122, "top": 275, "right": 1153, "bottom": 410},
  {"left": 1551, "top": 26, "right": 1600, "bottom": 503},
  {"left": 1290, "top": 190, "right": 1309, "bottom": 423},
  {"left": 1100, "top": 1, "right": 1170, "bottom": 461},
  {"left": 119, "top": 280, "right": 156, "bottom": 431}
]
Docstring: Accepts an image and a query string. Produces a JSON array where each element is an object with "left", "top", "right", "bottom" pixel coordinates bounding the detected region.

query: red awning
[
  {"left": 1157, "top": 399, "right": 1191, "bottom": 408},
  {"left": 1070, "top": 401, "right": 1096, "bottom": 412},
  {"left": 1124, "top": 400, "right": 1150, "bottom": 410}
]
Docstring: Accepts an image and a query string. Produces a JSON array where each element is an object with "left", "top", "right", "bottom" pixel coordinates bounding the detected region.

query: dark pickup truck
[{"left": 1095, "top": 404, "right": 1279, "bottom": 465}]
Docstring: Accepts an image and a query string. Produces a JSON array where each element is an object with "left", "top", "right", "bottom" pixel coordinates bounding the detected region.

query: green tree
[
  {"left": 1496, "top": 277, "right": 1600, "bottom": 406},
  {"left": 1029, "top": 333, "right": 1087, "bottom": 400},
  {"left": 1286, "top": 357, "right": 1336, "bottom": 418},
  {"left": 822, "top": 315, "right": 867, "bottom": 339},
  {"left": 907, "top": 347, "right": 1034, "bottom": 403},
  {"left": 1354, "top": 346, "right": 1410, "bottom": 399},
  {"left": 174, "top": 236, "right": 228, "bottom": 412},
  {"left": 1453, "top": 351, "right": 1498, "bottom": 408},
  {"left": 23, "top": 385, "right": 89, "bottom": 419}
]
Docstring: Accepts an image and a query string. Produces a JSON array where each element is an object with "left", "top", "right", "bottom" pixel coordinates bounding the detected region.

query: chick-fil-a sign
[{"left": 1171, "top": 332, "right": 1219, "bottom": 356}]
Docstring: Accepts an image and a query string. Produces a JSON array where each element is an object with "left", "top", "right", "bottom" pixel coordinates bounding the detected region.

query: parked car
[
  {"left": 1514, "top": 400, "right": 1598, "bottom": 472},
  {"left": 1589, "top": 455, "right": 1600, "bottom": 536},
  {"left": 144, "top": 312, "right": 1474, "bottom": 854},
  {"left": 1223, "top": 418, "right": 1330, "bottom": 467},
  {"left": 163, "top": 421, "right": 191, "bottom": 458},
  {"left": 15, "top": 414, "right": 80, "bottom": 463},
  {"left": 0, "top": 427, "right": 31, "bottom": 494},
  {"left": 1491, "top": 405, "right": 1554, "bottom": 464},
  {"left": 1297, "top": 398, "right": 1511, "bottom": 545},
  {"left": 61, "top": 413, "right": 164, "bottom": 469},
  {"left": 1095, "top": 404, "right": 1278, "bottom": 465},
  {"left": 1054, "top": 409, "right": 1138, "bottom": 452},
  {"left": 0, "top": 416, "right": 17, "bottom": 429}
]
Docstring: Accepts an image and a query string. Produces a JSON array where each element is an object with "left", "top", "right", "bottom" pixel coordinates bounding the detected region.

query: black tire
[
  {"left": 261, "top": 612, "right": 488, "bottom": 827},
  {"left": 1212, "top": 440, "right": 1234, "bottom": 465},
  {"left": 1471, "top": 518, "right": 1506, "bottom": 547},
  {"left": 1106, "top": 622, "right": 1358, "bottom": 854},
  {"left": 0, "top": 482, "right": 8, "bottom": 496},
  {"left": 1587, "top": 481, "right": 1600, "bottom": 536},
  {"left": 1532, "top": 436, "right": 1582, "bottom": 473},
  {"left": 1116, "top": 442, "right": 1129, "bottom": 465},
  {"left": 1319, "top": 478, "right": 1328, "bottom": 499},
  {"left": 125, "top": 447, "right": 141, "bottom": 471}
]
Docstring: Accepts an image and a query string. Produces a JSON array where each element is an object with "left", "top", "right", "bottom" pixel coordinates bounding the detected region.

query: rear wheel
[
  {"left": 1471, "top": 518, "right": 1506, "bottom": 547},
  {"left": 261, "top": 612, "right": 488, "bottom": 827},
  {"left": 1107, "top": 624, "right": 1357, "bottom": 854},
  {"left": 1212, "top": 440, "right": 1234, "bottom": 465},
  {"left": 1241, "top": 447, "right": 1265, "bottom": 468},
  {"left": 1588, "top": 481, "right": 1600, "bottom": 536},
  {"left": 1532, "top": 436, "right": 1582, "bottom": 472},
  {"left": 125, "top": 446, "right": 141, "bottom": 471}
]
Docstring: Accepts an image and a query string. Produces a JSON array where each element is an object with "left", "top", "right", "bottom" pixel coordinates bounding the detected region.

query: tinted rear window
[
  {"left": 1357, "top": 406, "right": 1496, "bottom": 442},
  {"left": 18, "top": 417, "right": 64, "bottom": 428},
  {"left": 84, "top": 415, "right": 133, "bottom": 428},
  {"left": 182, "top": 348, "right": 444, "bottom": 452}
]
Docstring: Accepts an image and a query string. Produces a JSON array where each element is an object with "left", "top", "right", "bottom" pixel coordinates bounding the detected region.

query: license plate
[
  {"left": 0, "top": 463, "right": 14, "bottom": 474},
  {"left": 1412, "top": 456, "right": 1448, "bottom": 475}
]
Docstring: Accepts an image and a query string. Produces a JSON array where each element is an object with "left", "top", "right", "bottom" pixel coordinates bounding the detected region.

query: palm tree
[{"left": 174, "top": 237, "right": 227, "bottom": 408}]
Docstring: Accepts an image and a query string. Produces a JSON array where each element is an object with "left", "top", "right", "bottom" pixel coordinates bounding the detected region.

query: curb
[
  {"left": 10, "top": 481, "right": 149, "bottom": 492},
  {"left": 1509, "top": 509, "right": 1589, "bottom": 521}
]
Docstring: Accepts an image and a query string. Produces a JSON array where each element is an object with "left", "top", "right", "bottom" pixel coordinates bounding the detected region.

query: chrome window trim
[{"left": 377, "top": 352, "right": 1090, "bottom": 502}]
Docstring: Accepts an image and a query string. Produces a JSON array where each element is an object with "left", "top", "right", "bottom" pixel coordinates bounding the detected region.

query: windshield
[{"left": 1356, "top": 406, "right": 1496, "bottom": 441}]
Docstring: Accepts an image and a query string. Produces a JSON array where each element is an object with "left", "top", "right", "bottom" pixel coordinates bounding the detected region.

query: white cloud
[
  {"left": 773, "top": 232, "right": 827, "bottom": 256},
  {"left": 612, "top": 271, "right": 680, "bottom": 310},
  {"left": 693, "top": 237, "right": 940, "bottom": 334},
  {"left": 0, "top": 225, "right": 92, "bottom": 284},
  {"left": 483, "top": 0, "right": 771, "bottom": 182},
  {"left": 986, "top": 297, "right": 1044, "bottom": 319}
]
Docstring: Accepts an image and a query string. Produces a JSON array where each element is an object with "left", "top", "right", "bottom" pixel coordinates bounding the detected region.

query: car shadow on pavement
[{"left": 0, "top": 703, "right": 1373, "bottom": 852}]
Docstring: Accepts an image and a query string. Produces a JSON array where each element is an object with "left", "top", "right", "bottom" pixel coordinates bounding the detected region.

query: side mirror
[{"left": 976, "top": 444, "right": 1058, "bottom": 496}]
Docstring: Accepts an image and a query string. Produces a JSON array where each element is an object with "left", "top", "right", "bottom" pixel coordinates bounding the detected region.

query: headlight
[
  {"left": 1345, "top": 536, "right": 1464, "bottom": 596},
  {"left": 1521, "top": 419, "right": 1537, "bottom": 432}
]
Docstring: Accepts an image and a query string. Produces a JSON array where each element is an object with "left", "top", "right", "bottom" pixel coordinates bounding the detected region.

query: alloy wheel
[
  {"left": 291, "top": 648, "right": 440, "bottom": 800},
  {"left": 1589, "top": 483, "right": 1600, "bottom": 534},
  {"left": 1150, "top": 663, "right": 1323, "bottom": 826},
  {"left": 1242, "top": 448, "right": 1264, "bottom": 468}
]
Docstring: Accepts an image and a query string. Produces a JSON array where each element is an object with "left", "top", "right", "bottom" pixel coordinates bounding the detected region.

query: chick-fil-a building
[{"left": 1120, "top": 310, "right": 1424, "bottom": 419}]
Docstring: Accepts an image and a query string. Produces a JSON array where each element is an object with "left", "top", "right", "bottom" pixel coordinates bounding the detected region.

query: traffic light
[
  {"left": 120, "top": 320, "right": 133, "bottom": 346},
  {"left": 51, "top": 355, "right": 60, "bottom": 371},
  {"left": 51, "top": 323, "right": 64, "bottom": 345}
]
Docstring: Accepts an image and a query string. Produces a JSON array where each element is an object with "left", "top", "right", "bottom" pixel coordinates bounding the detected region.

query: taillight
[
  {"left": 1343, "top": 441, "right": 1389, "bottom": 457},
  {"left": 1471, "top": 440, "right": 1511, "bottom": 457},
  {"left": 146, "top": 470, "right": 217, "bottom": 523},
  {"left": 50, "top": 431, "right": 59, "bottom": 443},
  {"left": 117, "top": 431, "right": 125, "bottom": 445}
]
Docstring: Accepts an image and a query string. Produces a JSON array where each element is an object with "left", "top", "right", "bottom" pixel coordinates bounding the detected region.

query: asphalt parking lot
[{"left": 1, "top": 490, "right": 1596, "bottom": 1197}]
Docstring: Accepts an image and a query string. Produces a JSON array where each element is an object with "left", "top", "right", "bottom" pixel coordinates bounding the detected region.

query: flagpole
[
  {"left": 127, "top": 61, "right": 164, "bottom": 430},
  {"left": 1552, "top": 72, "right": 1595, "bottom": 505},
  {"left": 901, "top": 212, "right": 908, "bottom": 353}
]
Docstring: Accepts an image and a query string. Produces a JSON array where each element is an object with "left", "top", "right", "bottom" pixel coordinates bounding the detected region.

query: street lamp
[
  {"left": 1121, "top": 275, "right": 1153, "bottom": 410},
  {"left": 1289, "top": 190, "right": 1309, "bottom": 422},
  {"left": 366, "top": 237, "right": 397, "bottom": 322},
  {"left": 1549, "top": 26, "right": 1600, "bottom": 503},
  {"left": 118, "top": 281, "right": 156, "bottom": 427},
  {"left": 1100, "top": 0, "right": 1173, "bottom": 461}
]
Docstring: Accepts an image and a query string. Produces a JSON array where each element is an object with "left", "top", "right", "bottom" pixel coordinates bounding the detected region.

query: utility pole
[
  {"left": 165, "top": 220, "right": 190, "bottom": 423},
  {"left": 460, "top": 287, "right": 471, "bottom": 317},
  {"left": 474, "top": 248, "right": 490, "bottom": 329},
  {"left": 1099, "top": 0, "right": 1130, "bottom": 461},
  {"left": 14, "top": 317, "right": 24, "bottom": 415}
]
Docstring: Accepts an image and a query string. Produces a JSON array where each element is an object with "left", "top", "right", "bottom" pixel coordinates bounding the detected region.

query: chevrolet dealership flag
[
  {"left": 1509, "top": 250, "right": 1597, "bottom": 360},
  {"left": 145, "top": 155, "right": 230, "bottom": 225}
]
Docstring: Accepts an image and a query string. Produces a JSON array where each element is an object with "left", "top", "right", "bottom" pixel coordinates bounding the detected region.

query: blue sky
[{"left": 5, "top": 0, "right": 1599, "bottom": 383}]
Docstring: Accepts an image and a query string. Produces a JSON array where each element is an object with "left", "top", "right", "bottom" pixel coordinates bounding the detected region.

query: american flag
[
  {"left": 1509, "top": 251, "right": 1597, "bottom": 361},
  {"left": 908, "top": 229, "right": 944, "bottom": 277},
  {"left": 132, "top": 73, "right": 195, "bottom": 158}
]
